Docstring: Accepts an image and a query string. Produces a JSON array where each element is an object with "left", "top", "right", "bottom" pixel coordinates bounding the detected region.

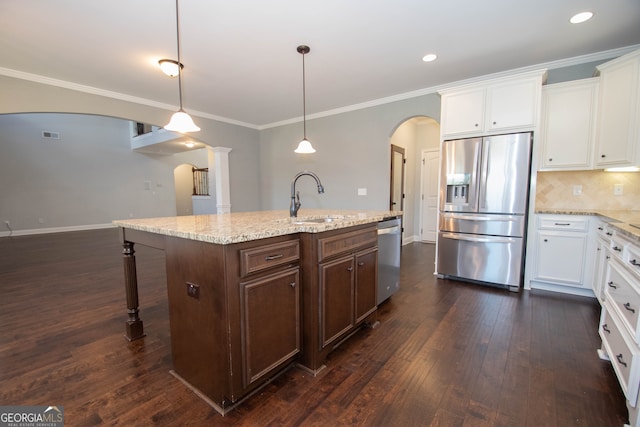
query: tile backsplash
[{"left": 535, "top": 170, "right": 640, "bottom": 211}]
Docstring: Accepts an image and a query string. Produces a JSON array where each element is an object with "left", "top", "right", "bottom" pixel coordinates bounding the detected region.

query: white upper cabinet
[
  {"left": 595, "top": 49, "right": 640, "bottom": 168},
  {"left": 440, "top": 71, "right": 546, "bottom": 139},
  {"left": 539, "top": 78, "right": 599, "bottom": 171},
  {"left": 440, "top": 87, "right": 485, "bottom": 136}
]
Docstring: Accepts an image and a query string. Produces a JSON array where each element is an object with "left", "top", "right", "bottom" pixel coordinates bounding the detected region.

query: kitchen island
[{"left": 113, "top": 209, "right": 401, "bottom": 414}]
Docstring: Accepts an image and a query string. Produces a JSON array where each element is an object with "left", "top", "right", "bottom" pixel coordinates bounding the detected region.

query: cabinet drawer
[
  {"left": 610, "top": 234, "right": 627, "bottom": 262},
  {"left": 605, "top": 259, "right": 640, "bottom": 343},
  {"left": 240, "top": 240, "right": 300, "bottom": 277},
  {"left": 626, "top": 242, "right": 640, "bottom": 279},
  {"left": 600, "top": 307, "right": 640, "bottom": 406},
  {"left": 317, "top": 227, "right": 377, "bottom": 262},
  {"left": 538, "top": 216, "right": 588, "bottom": 232}
]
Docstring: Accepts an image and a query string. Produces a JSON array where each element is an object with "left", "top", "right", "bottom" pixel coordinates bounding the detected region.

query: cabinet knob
[
  {"left": 548, "top": 158, "right": 553, "bottom": 162},
  {"left": 474, "top": 123, "right": 479, "bottom": 127},
  {"left": 543, "top": 239, "right": 548, "bottom": 242},
  {"left": 289, "top": 282, "right": 296, "bottom": 288},
  {"left": 358, "top": 261, "right": 365, "bottom": 266},
  {"left": 601, "top": 154, "right": 606, "bottom": 158},
  {"left": 347, "top": 266, "right": 353, "bottom": 272},
  {"left": 493, "top": 121, "right": 497, "bottom": 125},
  {"left": 616, "top": 353, "right": 628, "bottom": 368}
]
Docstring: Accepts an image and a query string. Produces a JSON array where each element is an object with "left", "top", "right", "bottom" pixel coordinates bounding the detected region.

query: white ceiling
[{"left": 1, "top": 0, "right": 639, "bottom": 128}]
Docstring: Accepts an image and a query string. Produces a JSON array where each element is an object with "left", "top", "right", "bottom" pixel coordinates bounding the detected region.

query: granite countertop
[
  {"left": 535, "top": 209, "right": 640, "bottom": 240},
  {"left": 113, "top": 209, "right": 402, "bottom": 245}
]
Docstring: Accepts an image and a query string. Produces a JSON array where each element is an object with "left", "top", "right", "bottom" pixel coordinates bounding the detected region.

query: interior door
[
  {"left": 421, "top": 149, "right": 439, "bottom": 242},
  {"left": 390, "top": 144, "right": 405, "bottom": 211}
]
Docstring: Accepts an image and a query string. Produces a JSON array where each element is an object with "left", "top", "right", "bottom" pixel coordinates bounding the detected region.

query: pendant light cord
[
  {"left": 302, "top": 50, "right": 307, "bottom": 139},
  {"left": 175, "top": 0, "right": 184, "bottom": 111}
]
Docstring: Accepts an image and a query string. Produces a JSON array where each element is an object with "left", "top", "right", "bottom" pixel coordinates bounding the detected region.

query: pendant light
[
  {"left": 165, "top": 0, "right": 200, "bottom": 133},
  {"left": 294, "top": 45, "right": 316, "bottom": 153}
]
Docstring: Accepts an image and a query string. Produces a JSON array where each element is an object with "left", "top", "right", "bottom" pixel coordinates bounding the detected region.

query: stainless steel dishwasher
[{"left": 377, "top": 217, "right": 401, "bottom": 304}]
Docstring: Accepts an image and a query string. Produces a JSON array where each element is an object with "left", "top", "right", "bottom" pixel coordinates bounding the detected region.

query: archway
[{"left": 389, "top": 116, "right": 440, "bottom": 244}]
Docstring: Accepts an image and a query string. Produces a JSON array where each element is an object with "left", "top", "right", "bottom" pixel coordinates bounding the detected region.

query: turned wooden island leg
[{"left": 122, "top": 241, "right": 145, "bottom": 341}]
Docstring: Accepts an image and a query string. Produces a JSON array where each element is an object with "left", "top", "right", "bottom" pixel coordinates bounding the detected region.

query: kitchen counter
[
  {"left": 535, "top": 209, "right": 640, "bottom": 241},
  {"left": 113, "top": 209, "right": 402, "bottom": 245}
]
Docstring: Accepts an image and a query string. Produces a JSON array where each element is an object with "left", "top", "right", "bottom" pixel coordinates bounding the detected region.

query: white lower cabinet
[
  {"left": 597, "top": 228, "right": 640, "bottom": 426},
  {"left": 529, "top": 214, "right": 595, "bottom": 295}
]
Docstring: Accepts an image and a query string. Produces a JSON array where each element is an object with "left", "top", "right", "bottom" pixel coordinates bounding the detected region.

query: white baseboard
[{"left": 0, "top": 223, "right": 115, "bottom": 238}]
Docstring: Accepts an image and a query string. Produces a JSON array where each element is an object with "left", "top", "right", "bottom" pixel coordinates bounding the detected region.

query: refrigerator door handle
[
  {"left": 479, "top": 141, "right": 490, "bottom": 210},
  {"left": 441, "top": 213, "right": 520, "bottom": 222},
  {"left": 440, "top": 232, "right": 518, "bottom": 244}
]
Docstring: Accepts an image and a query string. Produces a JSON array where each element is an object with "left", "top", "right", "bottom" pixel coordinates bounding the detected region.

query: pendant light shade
[
  {"left": 295, "top": 45, "right": 315, "bottom": 153},
  {"left": 295, "top": 138, "right": 315, "bottom": 154},
  {"left": 164, "top": 0, "right": 200, "bottom": 133},
  {"left": 166, "top": 109, "right": 200, "bottom": 132}
]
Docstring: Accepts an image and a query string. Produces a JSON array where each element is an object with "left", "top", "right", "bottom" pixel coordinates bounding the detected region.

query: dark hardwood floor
[{"left": 0, "top": 228, "right": 629, "bottom": 426}]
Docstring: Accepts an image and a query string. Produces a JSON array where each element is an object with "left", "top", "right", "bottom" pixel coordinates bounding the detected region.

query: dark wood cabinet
[
  {"left": 300, "top": 224, "right": 378, "bottom": 373},
  {"left": 240, "top": 267, "right": 300, "bottom": 388},
  {"left": 163, "top": 234, "right": 301, "bottom": 414}
]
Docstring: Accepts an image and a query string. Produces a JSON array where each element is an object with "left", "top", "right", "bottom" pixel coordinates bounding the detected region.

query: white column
[{"left": 209, "top": 147, "right": 232, "bottom": 214}]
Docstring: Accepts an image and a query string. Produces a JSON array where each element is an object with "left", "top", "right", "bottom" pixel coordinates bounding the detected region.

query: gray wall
[
  {"left": 0, "top": 75, "right": 262, "bottom": 214},
  {"left": 0, "top": 113, "right": 209, "bottom": 231},
  {"left": 258, "top": 96, "right": 441, "bottom": 215}
]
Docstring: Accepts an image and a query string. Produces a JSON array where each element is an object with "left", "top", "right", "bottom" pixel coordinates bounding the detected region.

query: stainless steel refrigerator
[{"left": 436, "top": 132, "right": 532, "bottom": 291}]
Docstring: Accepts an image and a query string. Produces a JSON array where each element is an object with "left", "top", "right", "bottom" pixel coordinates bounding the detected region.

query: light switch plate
[{"left": 357, "top": 188, "right": 367, "bottom": 196}]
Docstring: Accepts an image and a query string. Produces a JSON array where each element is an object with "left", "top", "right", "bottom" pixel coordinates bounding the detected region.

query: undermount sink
[
  {"left": 274, "top": 215, "right": 349, "bottom": 225},
  {"left": 293, "top": 217, "right": 342, "bottom": 224}
]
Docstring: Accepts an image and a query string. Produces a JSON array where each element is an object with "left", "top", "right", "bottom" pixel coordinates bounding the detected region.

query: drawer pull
[
  {"left": 606, "top": 232, "right": 613, "bottom": 236},
  {"left": 613, "top": 246, "right": 622, "bottom": 252},
  {"left": 554, "top": 223, "right": 571, "bottom": 226},
  {"left": 603, "top": 324, "right": 611, "bottom": 334},
  {"left": 630, "top": 259, "right": 640, "bottom": 267},
  {"left": 616, "top": 353, "right": 628, "bottom": 368},
  {"left": 598, "top": 227, "right": 604, "bottom": 231},
  {"left": 608, "top": 281, "right": 617, "bottom": 289},
  {"left": 358, "top": 261, "right": 365, "bottom": 266},
  {"left": 624, "top": 302, "right": 636, "bottom": 313},
  {"left": 264, "top": 254, "right": 284, "bottom": 261}
]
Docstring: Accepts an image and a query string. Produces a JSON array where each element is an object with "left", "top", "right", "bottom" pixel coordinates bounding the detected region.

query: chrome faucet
[{"left": 290, "top": 171, "right": 325, "bottom": 217}]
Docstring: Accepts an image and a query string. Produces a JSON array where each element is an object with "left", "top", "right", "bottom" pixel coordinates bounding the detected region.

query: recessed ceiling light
[
  {"left": 422, "top": 53, "right": 437, "bottom": 62},
  {"left": 570, "top": 11, "right": 593, "bottom": 24}
]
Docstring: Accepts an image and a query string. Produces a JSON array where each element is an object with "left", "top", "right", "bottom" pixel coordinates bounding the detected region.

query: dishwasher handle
[
  {"left": 440, "top": 232, "right": 517, "bottom": 244},
  {"left": 378, "top": 226, "right": 400, "bottom": 235}
]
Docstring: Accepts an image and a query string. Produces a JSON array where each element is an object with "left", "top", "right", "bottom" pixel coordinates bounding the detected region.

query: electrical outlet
[
  {"left": 572, "top": 185, "right": 582, "bottom": 196},
  {"left": 614, "top": 184, "right": 624, "bottom": 196}
]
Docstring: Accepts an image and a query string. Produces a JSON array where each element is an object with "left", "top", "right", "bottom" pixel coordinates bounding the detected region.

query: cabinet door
[
  {"left": 240, "top": 267, "right": 300, "bottom": 387},
  {"left": 534, "top": 232, "right": 588, "bottom": 287},
  {"left": 355, "top": 248, "right": 378, "bottom": 323},
  {"left": 486, "top": 78, "right": 539, "bottom": 132},
  {"left": 320, "top": 256, "right": 354, "bottom": 348},
  {"left": 539, "top": 79, "right": 598, "bottom": 170},
  {"left": 441, "top": 87, "right": 485, "bottom": 137},
  {"left": 595, "top": 57, "right": 640, "bottom": 168}
]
